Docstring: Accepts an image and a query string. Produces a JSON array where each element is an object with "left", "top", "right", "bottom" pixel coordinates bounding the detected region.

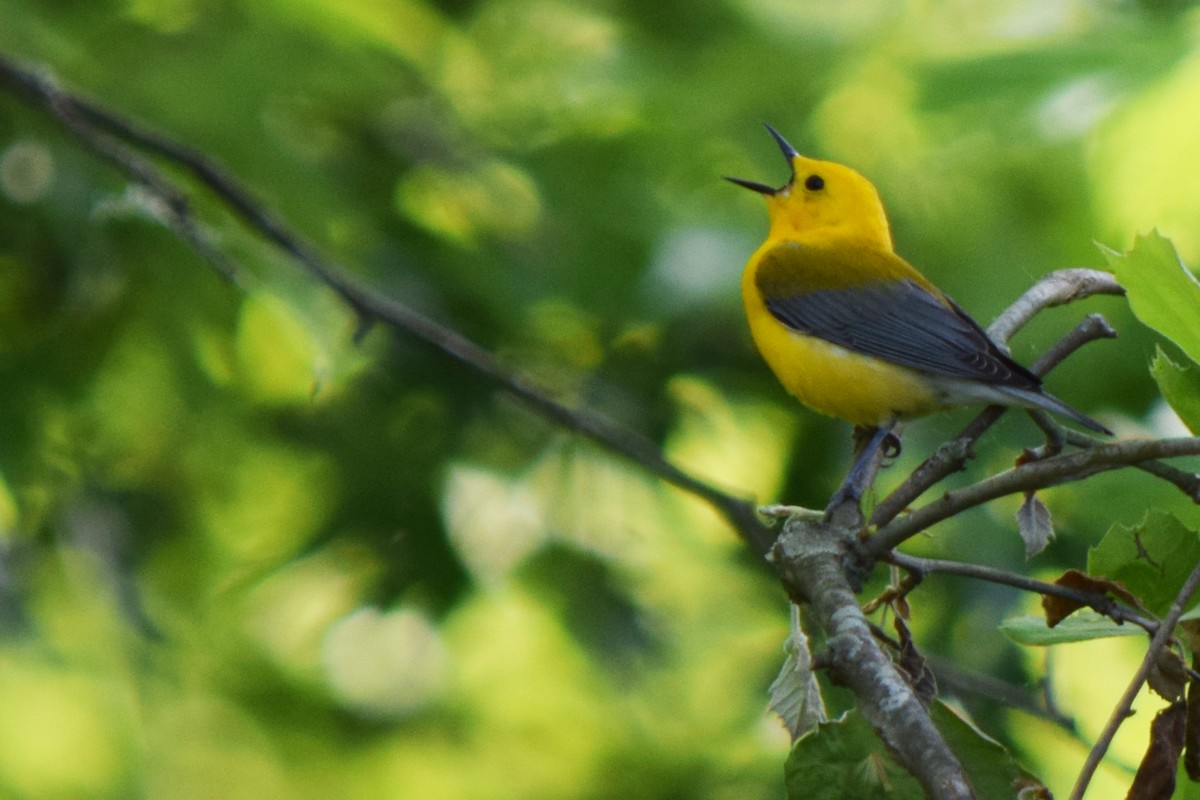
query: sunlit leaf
[
  {"left": 1102, "top": 232, "right": 1200, "bottom": 364},
  {"left": 1092, "top": 51, "right": 1200, "bottom": 260},
  {"left": 322, "top": 606, "right": 449, "bottom": 717},
  {"left": 395, "top": 160, "right": 542, "bottom": 246},
  {"left": 265, "top": 0, "right": 450, "bottom": 69},
  {"left": 0, "top": 660, "right": 129, "bottom": 797},
  {"left": 1001, "top": 611, "right": 1142, "bottom": 646},
  {"left": 236, "top": 292, "right": 325, "bottom": 404},
  {"left": 1151, "top": 346, "right": 1200, "bottom": 434},
  {"left": 930, "top": 703, "right": 1044, "bottom": 800},
  {"left": 0, "top": 470, "right": 20, "bottom": 540},
  {"left": 441, "top": 464, "right": 547, "bottom": 582}
]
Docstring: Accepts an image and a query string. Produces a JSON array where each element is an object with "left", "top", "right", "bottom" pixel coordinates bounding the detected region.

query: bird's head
[{"left": 726, "top": 125, "right": 892, "bottom": 249}]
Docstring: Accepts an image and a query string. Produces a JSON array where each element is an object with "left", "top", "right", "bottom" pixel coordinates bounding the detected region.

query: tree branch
[
  {"left": 985, "top": 268, "right": 1125, "bottom": 344},
  {"left": 886, "top": 552, "right": 1158, "bottom": 632},
  {"left": 866, "top": 437, "right": 1200, "bottom": 560},
  {"left": 772, "top": 513, "right": 976, "bottom": 799},
  {"left": 0, "top": 64, "right": 244, "bottom": 285},
  {"left": 1057, "top": 427, "right": 1200, "bottom": 503}
]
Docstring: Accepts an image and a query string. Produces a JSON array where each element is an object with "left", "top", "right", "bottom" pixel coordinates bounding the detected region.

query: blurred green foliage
[{"left": 1, "top": 1, "right": 1200, "bottom": 797}]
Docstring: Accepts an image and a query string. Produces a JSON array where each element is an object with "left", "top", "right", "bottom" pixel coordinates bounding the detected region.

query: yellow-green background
[{"left": 0, "top": 1, "right": 1198, "bottom": 797}]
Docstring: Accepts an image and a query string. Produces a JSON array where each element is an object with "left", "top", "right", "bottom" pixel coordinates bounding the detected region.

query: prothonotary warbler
[{"left": 728, "top": 125, "right": 1109, "bottom": 505}]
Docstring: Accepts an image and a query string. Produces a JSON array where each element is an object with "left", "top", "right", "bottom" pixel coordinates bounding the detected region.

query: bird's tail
[{"left": 995, "top": 386, "right": 1111, "bottom": 435}]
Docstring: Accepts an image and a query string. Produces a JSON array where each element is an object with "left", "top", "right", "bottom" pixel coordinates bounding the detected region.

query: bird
[{"left": 727, "top": 125, "right": 1109, "bottom": 509}]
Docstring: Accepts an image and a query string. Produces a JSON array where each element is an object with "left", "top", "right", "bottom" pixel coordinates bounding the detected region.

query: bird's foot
[
  {"left": 825, "top": 423, "right": 901, "bottom": 522},
  {"left": 879, "top": 430, "right": 902, "bottom": 461}
]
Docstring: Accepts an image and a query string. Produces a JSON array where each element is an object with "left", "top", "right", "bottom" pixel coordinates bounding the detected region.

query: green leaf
[
  {"left": 929, "top": 703, "right": 1044, "bottom": 799},
  {"left": 1000, "top": 611, "right": 1143, "bottom": 646},
  {"left": 784, "top": 704, "right": 1042, "bottom": 800},
  {"left": 1101, "top": 232, "right": 1200, "bottom": 364},
  {"left": 1088, "top": 511, "right": 1200, "bottom": 616},
  {"left": 1151, "top": 346, "right": 1200, "bottom": 434},
  {"left": 785, "top": 712, "right": 923, "bottom": 800}
]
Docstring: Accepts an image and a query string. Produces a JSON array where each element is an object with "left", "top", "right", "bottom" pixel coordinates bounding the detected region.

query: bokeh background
[{"left": 1, "top": 1, "right": 1199, "bottom": 797}]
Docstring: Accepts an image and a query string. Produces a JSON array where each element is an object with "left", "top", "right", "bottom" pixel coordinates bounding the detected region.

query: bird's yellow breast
[{"left": 740, "top": 263, "right": 941, "bottom": 426}]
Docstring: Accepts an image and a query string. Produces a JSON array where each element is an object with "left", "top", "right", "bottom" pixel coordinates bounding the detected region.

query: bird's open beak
[
  {"left": 724, "top": 123, "right": 799, "bottom": 195},
  {"left": 723, "top": 175, "right": 777, "bottom": 194},
  {"left": 763, "top": 123, "right": 800, "bottom": 163}
]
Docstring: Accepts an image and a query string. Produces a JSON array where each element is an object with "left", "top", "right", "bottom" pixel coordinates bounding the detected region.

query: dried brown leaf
[
  {"left": 1128, "top": 701, "right": 1186, "bottom": 800},
  {"left": 894, "top": 617, "right": 936, "bottom": 706},
  {"left": 1017, "top": 491, "right": 1054, "bottom": 560},
  {"left": 1041, "top": 569, "right": 1141, "bottom": 628},
  {"left": 1148, "top": 648, "right": 1189, "bottom": 702},
  {"left": 1014, "top": 777, "right": 1054, "bottom": 799},
  {"left": 1186, "top": 649, "right": 1200, "bottom": 781}
]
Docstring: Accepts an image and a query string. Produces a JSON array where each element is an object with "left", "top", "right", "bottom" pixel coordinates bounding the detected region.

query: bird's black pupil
[{"left": 804, "top": 175, "right": 824, "bottom": 191}]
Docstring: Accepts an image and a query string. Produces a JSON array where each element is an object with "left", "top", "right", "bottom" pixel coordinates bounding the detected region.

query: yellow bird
[{"left": 728, "top": 125, "right": 1108, "bottom": 502}]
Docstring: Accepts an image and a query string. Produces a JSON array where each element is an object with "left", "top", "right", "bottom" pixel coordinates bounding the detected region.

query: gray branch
[
  {"left": 772, "top": 513, "right": 977, "bottom": 799},
  {"left": 986, "top": 268, "right": 1125, "bottom": 343},
  {"left": 866, "top": 436, "right": 1200, "bottom": 560}
]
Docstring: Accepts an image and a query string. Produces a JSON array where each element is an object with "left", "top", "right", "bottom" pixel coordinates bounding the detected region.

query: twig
[
  {"left": 1132, "top": 460, "right": 1200, "bottom": 502},
  {"left": 1067, "top": 559, "right": 1200, "bottom": 800},
  {"left": 986, "top": 269, "right": 1125, "bottom": 344},
  {"left": 0, "top": 63, "right": 243, "bottom": 284},
  {"left": 885, "top": 552, "right": 1158, "bottom": 632},
  {"left": 1058, "top": 427, "right": 1200, "bottom": 503},
  {"left": 0, "top": 53, "right": 775, "bottom": 555},
  {"left": 1027, "top": 313, "right": 1120, "bottom": 377},
  {"left": 866, "top": 437, "right": 1200, "bottom": 559}
]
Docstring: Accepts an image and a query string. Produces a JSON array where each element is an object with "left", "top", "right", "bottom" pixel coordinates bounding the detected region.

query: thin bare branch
[
  {"left": 866, "top": 437, "right": 1200, "bottom": 559},
  {"left": 886, "top": 552, "right": 1158, "bottom": 632},
  {"left": 986, "top": 269, "right": 1125, "bottom": 344},
  {"left": 1028, "top": 313, "right": 1120, "bottom": 376},
  {"left": 0, "top": 64, "right": 243, "bottom": 284},
  {"left": 1058, "top": 427, "right": 1200, "bottom": 503}
]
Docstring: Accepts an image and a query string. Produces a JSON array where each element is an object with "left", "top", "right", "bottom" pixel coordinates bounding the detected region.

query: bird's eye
[{"left": 804, "top": 175, "right": 825, "bottom": 191}]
